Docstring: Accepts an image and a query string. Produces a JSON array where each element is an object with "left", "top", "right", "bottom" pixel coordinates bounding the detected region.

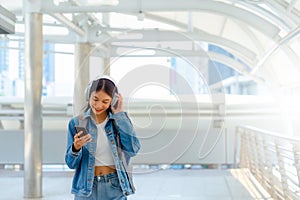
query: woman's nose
[{"left": 95, "top": 102, "right": 104, "bottom": 108}]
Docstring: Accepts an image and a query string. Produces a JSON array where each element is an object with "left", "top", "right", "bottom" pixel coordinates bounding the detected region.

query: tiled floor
[{"left": 0, "top": 169, "right": 272, "bottom": 200}]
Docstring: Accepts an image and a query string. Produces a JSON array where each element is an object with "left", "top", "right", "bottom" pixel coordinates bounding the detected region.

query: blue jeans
[{"left": 74, "top": 172, "right": 127, "bottom": 200}]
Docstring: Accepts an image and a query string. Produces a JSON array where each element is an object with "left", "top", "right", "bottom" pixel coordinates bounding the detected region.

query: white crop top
[{"left": 94, "top": 118, "right": 115, "bottom": 166}]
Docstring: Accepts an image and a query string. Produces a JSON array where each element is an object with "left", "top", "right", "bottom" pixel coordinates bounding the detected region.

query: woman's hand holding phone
[{"left": 73, "top": 126, "right": 92, "bottom": 151}]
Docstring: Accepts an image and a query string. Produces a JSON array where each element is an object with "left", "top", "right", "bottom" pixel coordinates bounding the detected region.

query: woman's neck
[{"left": 92, "top": 113, "right": 107, "bottom": 124}]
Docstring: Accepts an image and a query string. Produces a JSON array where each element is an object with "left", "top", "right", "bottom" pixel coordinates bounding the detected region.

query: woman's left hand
[{"left": 111, "top": 93, "right": 124, "bottom": 114}]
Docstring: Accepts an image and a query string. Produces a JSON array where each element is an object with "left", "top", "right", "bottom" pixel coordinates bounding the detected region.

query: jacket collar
[{"left": 82, "top": 108, "right": 113, "bottom": 120}]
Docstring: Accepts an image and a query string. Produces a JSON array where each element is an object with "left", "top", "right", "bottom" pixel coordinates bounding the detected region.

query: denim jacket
[{"left": 65, "top": 109, "right": 141, "bottom": 197}]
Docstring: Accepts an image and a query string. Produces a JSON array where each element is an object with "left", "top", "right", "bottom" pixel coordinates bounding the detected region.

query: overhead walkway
[{"left": 1, "top": 1, "right": 300, "bottom": 199}]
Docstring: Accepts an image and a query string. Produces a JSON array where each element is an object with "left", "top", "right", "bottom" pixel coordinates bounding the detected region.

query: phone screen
[{"left": 74, "top": 126, "right": 88, "bottom": 137}]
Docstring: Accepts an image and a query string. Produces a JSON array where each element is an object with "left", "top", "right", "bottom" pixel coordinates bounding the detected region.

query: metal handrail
[{"left": 234, "top": 125, "right": 300, "bottom": 200}]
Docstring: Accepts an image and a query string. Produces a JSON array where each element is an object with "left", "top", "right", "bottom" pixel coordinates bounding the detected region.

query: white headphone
[{"left": 84, "top": 75, "right": 118, "bottom": 107}]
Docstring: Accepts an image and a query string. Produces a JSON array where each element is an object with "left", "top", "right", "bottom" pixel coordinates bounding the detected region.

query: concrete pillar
[
  {"left": 89, "top": 56, "right": 109, "bottom": 77},
  {"left": 0, "top": 121, "right": 3, "bottom": 129},
  {"left": 103, "top": 57, "right": 110, "bottom": 75},
  {"left": 23, "top": 11, "right": 43, "bottom": 198},
  {"left": 73, "top": 43, "right": 91, "bottom": 115}
]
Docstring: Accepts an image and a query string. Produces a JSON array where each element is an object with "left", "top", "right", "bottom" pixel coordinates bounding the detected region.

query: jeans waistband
[{"left": 94, "top": 171, "right": 118, "bottom": 182}]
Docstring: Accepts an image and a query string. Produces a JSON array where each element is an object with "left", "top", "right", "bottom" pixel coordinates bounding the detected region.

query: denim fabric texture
[
  {"left": 65, "top": 109, "right": 140, "bottom": 198},
  {"left": 74, "top": 172, "right": 127, "bottom": 200}
]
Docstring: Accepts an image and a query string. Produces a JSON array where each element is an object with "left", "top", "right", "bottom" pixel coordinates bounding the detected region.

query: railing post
[
  {"left": 236, "top": 126, "right": 300, "bottom": 200},
  {"left": 262, "top": 135, "right": 277, "bottom": 199},
  {"left": 247, "top": 131, "right": 256, "bottom": 175},
  {"left": 233, "top": 127, "right": 238, "bottom": 167},
  {"left": 239, "top": 130, "right": 248, "bottom": 168},
  {"left": 275, "top": 139, "right": 289, "bottom": 199},
  {"left": 293, "top": 144, "right": 300, "bottom": 186},
  {"left": 254, "top": 133, "right": 265, "bottom": 187}
]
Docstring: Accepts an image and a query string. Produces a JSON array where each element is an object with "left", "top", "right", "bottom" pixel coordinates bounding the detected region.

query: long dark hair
[{"left": 84, "top": 78, "right": 118, "bottom": 113}]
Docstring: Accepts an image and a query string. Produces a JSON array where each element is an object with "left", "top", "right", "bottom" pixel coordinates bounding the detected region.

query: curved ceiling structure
[{"left": 1, "top": 0, "right": 300, "bottom": 88}]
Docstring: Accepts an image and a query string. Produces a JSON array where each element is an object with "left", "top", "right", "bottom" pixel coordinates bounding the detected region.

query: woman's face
[{"left": 89, "top": 90, "right": 112, "bottom": 117}]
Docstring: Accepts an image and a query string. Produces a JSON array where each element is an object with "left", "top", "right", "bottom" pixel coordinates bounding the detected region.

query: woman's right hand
[{"left": 73, "top": 132, "right": 92, "bottom": 151}]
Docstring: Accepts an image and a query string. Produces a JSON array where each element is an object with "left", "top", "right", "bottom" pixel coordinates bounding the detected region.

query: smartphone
[
  {"left": 111, "top": 92, "right": 119, "bottom": 109},
  {"left": 74, "top": 126, "right": 88, "bottom": 137}
]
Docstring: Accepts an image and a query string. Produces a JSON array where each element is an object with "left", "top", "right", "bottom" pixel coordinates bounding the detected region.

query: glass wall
[{"left": 0, "top": 39, "right": 74, "bottom": 97}]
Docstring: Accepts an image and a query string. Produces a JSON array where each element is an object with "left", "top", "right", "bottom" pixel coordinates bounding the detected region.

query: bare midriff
[{"left": 94, "top": 166, "right": 116, "bottom": 176}]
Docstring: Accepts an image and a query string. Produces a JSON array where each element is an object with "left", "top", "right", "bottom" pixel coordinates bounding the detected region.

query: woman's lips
[{"left": 94, "top": 107, "right": 102, "bottom": 112}]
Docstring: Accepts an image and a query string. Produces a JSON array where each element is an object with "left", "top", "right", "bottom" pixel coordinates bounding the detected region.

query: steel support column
[
  {"left": 24, "top": 12, "right": 43, "bottom": 198},
  {"left": 73, "top": 43, "right": 91, "bottom": 115}
]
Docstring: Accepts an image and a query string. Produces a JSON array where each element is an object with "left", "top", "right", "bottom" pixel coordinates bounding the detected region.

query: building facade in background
[
  {"left": 0, "top": 40, "right": 9, "bottom": 96},
  {"left": 170, "top": 43, "right": 265, "bottom": 95},
  {"left": 0, "top": 41, "right": 55, "bottom": 96}
]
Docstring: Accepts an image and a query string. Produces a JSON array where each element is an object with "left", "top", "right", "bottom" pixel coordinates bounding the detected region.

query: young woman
[{"left": 65, "top": 76, "right": 141, "bottom": 200}]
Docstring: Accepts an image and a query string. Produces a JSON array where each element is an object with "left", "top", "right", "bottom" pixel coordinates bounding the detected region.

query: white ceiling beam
[
  {"left": 107, "top": 30, "right": 257, "bottom": 63},
  {"left": 287, "top": 0, "right": 298, "bottom": 13},
  {"left": 0, "top": 5, "right": 16, "bottom": 34},
  {"left": 238, "top": 1, "right": 295, "bottom": 30},
  {"left": 43, "top": 0, "right": 279, "bottom": 38},
  {"left": 264, "top": 0, "right": 300, "bottom": 25},
  {"left": 251, "top": 24, "right": 300, "bottom": 74},
  {"left": 12, "top": 27, "right": 257, "bottom": 66},
  {"left": 49, "top": 13, "right": 85, "bottom": 36},
  {"left": 143, "top": 13, "right": 258, "bottom": 64}
]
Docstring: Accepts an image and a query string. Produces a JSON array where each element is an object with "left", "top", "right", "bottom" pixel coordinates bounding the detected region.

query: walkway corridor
[{"left": 0, "top": 168, "right": 272, "bottom": 200}]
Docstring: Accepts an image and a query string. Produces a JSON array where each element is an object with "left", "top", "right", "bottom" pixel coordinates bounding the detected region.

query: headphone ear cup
[
  {"left": 110, "top": 87, "right": 119, "bottom": 109},
  {"left": 84, "top": 81, "right": 92, "bottom": 102}
]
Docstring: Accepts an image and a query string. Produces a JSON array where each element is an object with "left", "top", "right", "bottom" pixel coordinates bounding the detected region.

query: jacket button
[
  {"left": 125, "top": 192, "right": 129, "bottom": 196},
  {"left": 111, "top": 140, "right": 115, "bottom": 144},
  {"left": 121, "top": 178, "right": 124, "bottom": 183}
]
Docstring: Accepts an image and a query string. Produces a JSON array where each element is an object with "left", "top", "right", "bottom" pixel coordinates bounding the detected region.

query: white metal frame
[
  {"left": 3, "top": 0, "right": 300, "bottom": 86},
  {"left": 235, "top": 125, "right": 300, "bottom": 200}
]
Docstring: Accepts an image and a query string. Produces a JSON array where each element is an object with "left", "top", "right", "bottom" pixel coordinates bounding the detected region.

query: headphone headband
[
  {"left": 84, "top": 75, "right": 117, "bottom": 102},
  {"left": 94, "top": 75, "right": 116, "bottom": 86}
]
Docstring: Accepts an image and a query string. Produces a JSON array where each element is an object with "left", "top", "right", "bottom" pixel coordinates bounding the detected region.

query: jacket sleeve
[
  {"left": 113, "top": 112, "right": 141, "bottom": 157},
  {"left": 65, "top": 117, "right": 83, "bottom": 169}
]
